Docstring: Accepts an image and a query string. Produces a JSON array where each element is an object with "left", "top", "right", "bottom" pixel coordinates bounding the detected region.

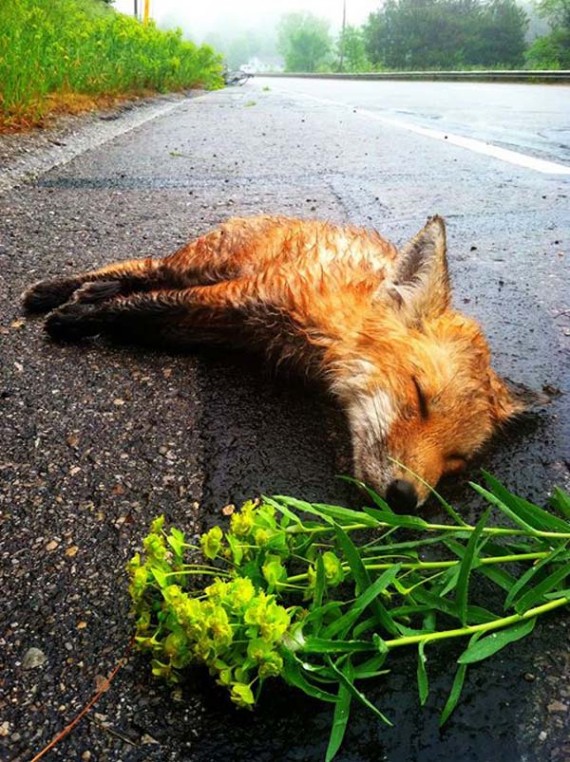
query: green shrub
[{"left": 0, "top": 0, "right": 223, "bottom": 127}]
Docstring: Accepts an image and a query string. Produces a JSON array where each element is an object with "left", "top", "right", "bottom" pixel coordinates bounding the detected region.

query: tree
[
  {"left": 525, "top": 0, "right": 570, "bottom": 67},
  {"left": 362, "top": 0, "right": 528, "bottom": 70},
  {"left": 277, "top": 12, "right": 332, "bottom": 72},
  {"left": 338, "top": 25, "right": 371, "bottom": 71},
  {"left": 536, "top": 0, "right": 570, "bottom": 26}
]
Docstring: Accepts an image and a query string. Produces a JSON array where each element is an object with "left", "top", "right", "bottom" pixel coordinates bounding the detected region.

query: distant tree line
[{"left": 275, "top": 0, "right": 569, "bottom": 72}]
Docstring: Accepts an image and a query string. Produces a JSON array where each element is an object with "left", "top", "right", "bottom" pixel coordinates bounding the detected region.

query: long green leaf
[
  {"left": 504, "top": 546, "right": 568, "bottom": 609},
  {"left": 264, "top": 495, "right": 305, "bottom": 526},
  {"left": 281, "top": 652, "right": 338, "bottom": 703},
  {"left": 302, "top": 638, "right": 375, "bottom": 654},
  {"left": 333, "top": 524, "right": 400, "bottom": 636},
  {"left": 514, "top": 563, "right": 570, "bottom": 614},
  {"left": 470, "top": 483, "right": 539, "bottom": 534},
  {"left": 323, "top": 565, "right": 401, "bottom": 639},
  {"left": 439, "top": 662, "right": 468, "bottom": 726},
  {"left": 417, "top": 641, "right": 429, "bottom": 706},
  {"left": 550, "top": 487, "right": 570, "bottom": 520},
  {"left": 352, "top": 652, "right": 389, "bottom": 680},
  {"left": 456, "top": 509, "right": 490, "bottom": 625},
  {"left": 273, "top": 496, "right": 377, "bottom": 528},
  {"left": 458, "top": 618, "right": 536, "bottom": 663},
  {"left": 337, "top": 475, "right": 393, "bottom": 511},
  {"left": 313, "top": 502, "right": 380, "bottom": 526},
  {"left": 444, "top": 538, "right": 517, "bottom": 593},
  {"left": 325, "top": 656, "right": 393, "bottom": 726},
  {"left": 482, "top": 472, "right": 570, "bottom": 534},
  {"left": 362, "top": 506, "right": 430, "bottom": 530},
  {"left": 325, "top": 659, "right": 353, "bottom": 762}
]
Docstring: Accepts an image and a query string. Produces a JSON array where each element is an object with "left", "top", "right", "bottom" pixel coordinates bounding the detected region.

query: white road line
[{"left": 286, "top": 90, "right": 570, "bottom": 176}]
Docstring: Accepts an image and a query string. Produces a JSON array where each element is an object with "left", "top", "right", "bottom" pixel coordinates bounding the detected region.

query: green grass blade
[
  {"left": 456, "top": 509, "right": 490, "bottom": 625},
  {"left": 458, "top": 618, "right": 536, "bottom": 664},
  {"left": 325, "top": 659, "right": 354, "bottom": 762}
]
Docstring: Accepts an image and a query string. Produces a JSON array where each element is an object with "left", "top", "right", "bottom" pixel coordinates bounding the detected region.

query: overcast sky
[{"left": 114, "top": 0, "right": 380, "bottom": 39}]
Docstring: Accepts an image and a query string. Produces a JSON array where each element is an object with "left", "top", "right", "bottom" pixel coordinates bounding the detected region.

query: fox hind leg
[
  {"left": 44, "top": 283, "right": 245, "bottom": 346},
  {"left": 22, "top": 256, "right": 166, "bottom": 314}
]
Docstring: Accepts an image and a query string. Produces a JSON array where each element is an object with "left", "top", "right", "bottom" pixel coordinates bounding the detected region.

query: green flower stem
[
  {"left": 420, "top": 523, "right": 570, "bottom": 540},
  {"left": 384, "top": 596, "right": 570, "bottom": 650},
  {"left": 285, "top": 551, "right": 552, "bottom": 584},
  {"left": 363, "top": 551, "right": 552, "bottom": 571},
  {"left": 165, "top": 568, "right": 231, "bottom": 579},
  {"left": 286, "top": 520, "right": 570, "bottom": 541}
]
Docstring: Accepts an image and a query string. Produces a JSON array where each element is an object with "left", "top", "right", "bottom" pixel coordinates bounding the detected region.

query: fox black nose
[{"left": 386, "top": 479, "right": 418, "bottom": 512}]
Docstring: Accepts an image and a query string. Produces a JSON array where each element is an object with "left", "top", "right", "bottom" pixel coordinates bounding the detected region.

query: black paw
[
  {"left": 73, "top": 280, "right": 122, "bottom": 304},
  {"left": 22, "top": 277, "right": 81, "bottom": 314},
  {"left": 45, "top": 302, "right": 102, "bottom": 342}
]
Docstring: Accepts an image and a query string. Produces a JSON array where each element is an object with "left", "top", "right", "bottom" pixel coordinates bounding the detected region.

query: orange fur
[{"left": 23, "top": 215, "right": 530, "bottom": 509}]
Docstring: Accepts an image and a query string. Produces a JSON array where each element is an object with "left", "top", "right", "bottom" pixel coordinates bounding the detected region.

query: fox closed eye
[{"left": 412, "top": 377, "right": 429, "bottom": 420}]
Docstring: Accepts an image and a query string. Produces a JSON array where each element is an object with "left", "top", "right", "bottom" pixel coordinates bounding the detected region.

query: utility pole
[
  {"left": 339, "top": 0, "right": 347, "bottom": 72},
  {"left": 134, "top": 0, "right": 138, "bottom": 19},
  {"left": 143, "top": 0, "right": 150, "bottom": 23}
]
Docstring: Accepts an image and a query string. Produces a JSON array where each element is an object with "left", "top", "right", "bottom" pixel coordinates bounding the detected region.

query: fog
[{"left": 114, "top": 0, "right": 379, "bottom": 41}]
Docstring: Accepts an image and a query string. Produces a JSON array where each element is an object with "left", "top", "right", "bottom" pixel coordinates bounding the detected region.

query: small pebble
[{"left": 22, "top": 647, "right": 47, "bottom": 669}]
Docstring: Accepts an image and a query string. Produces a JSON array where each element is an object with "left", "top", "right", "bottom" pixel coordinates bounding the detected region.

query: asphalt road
[{"left": 1, "top": 79, "right": 569, "bottom": 761}]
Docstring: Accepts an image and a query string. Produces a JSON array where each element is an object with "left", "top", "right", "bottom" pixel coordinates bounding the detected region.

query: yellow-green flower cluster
[
  {"left": 200, "top": 500, "right": 291, "bottom": 589},
  {"left": 131, "top": 571, "right": 293, "bottom": 708},
  {"left": 128, "top": 501, "right": 345, "bottom": 711}
]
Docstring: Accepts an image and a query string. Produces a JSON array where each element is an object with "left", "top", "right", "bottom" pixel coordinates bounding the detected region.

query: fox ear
[
  {"left": 387, "top": 216, "right": 451, "bottom": 322},
  {"left": 490, "top": 373, "right": 551, "bottom": 423}
]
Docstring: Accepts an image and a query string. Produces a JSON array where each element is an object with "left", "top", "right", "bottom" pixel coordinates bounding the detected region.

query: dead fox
[{"left": 23, "top": 215, "right": 537, "bottom": 510}]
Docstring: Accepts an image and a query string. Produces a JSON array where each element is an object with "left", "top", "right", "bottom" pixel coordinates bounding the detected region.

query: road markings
[{"left": 287, "top": 91, "right": 570, "bottom": 176}]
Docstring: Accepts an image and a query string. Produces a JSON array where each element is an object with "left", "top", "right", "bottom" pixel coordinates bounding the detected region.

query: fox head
[{"left": 335, "top": 216, "right": 541, "bottom": 511}]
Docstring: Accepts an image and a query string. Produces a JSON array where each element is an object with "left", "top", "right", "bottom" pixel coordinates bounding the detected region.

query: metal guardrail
[{"left": 255, "top": 70, "right": 570, "bottom": 84}]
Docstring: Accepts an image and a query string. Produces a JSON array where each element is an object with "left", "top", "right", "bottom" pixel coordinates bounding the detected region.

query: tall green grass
[{"left": 0, "top": 0, "right": 223, "bottom": 128}]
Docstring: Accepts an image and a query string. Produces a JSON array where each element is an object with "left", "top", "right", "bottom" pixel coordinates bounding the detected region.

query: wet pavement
[{"left": 1, "top": 80, "right": 569, "bottom": 761}]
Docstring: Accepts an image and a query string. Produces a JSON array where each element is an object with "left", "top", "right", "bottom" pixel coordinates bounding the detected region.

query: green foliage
[
  {"left": 525, "top": 0, "right": 570, "bottom": 68},
  {"left": 338, "top": 25, "right": 372, "bottom": 72},
  {"left": 277, "top": 12, "right": 332, "bottom": 72},
  {"left": 0, "top": 0, "right": 223, "bottom": 127},
  {"left": 535, "top": 0, "right": 570, "bottom": 26},
  {"left": 129, "top": 480, "right": 570, "bottom": 760},
  {"left": 362, "top": 0, "right": 528, "bottom": 70}
]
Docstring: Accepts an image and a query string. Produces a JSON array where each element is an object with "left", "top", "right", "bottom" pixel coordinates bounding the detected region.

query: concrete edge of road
[
  {"left": 255, "top": 70, "right": 570, "bottom": 84},
  {"left": 0, "top": 91, "right": 210, "bottom": 196}
]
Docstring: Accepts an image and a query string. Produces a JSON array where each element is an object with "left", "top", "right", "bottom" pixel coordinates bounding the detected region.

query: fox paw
[
  {"left": 72, "top": 280, "right": 122, "bottom": 304},
  {"left": 45, "top": 302, "right": 102, "bottom": 342},
  {"left": 22, "top": 277, "right": 81, "bottom": 314}
]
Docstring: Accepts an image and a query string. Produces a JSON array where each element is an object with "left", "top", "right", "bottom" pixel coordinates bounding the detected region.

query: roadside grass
[{"left": 0, "top": 0, "right": 223, "bottom": 131}]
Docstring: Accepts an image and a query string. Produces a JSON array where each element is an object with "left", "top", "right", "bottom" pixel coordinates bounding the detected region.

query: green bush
[{"left": 0, "top": 0, "right": 223, "bottom": 127}]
